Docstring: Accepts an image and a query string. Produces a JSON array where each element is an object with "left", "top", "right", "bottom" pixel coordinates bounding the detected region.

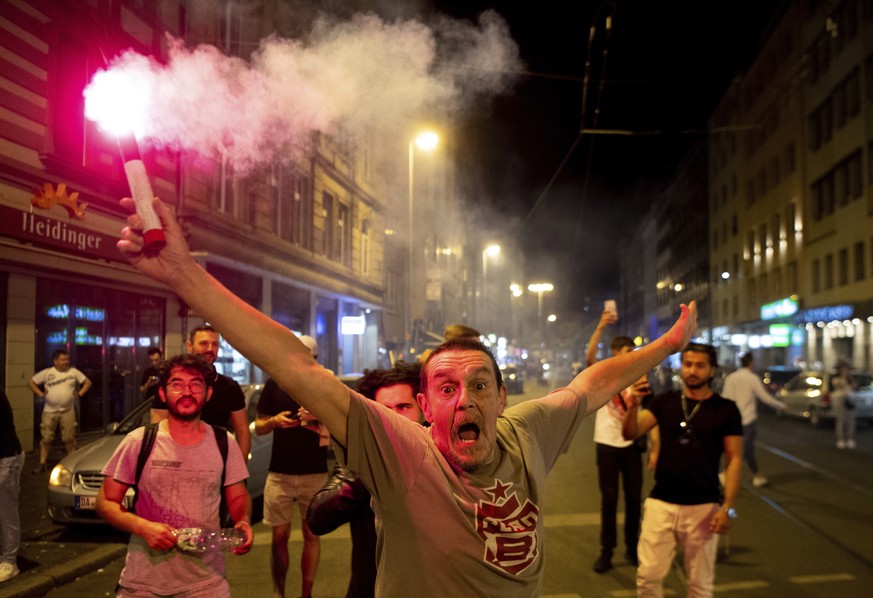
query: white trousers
[{"left": 636, "top": 498, "right": 719, "bottom": 598}]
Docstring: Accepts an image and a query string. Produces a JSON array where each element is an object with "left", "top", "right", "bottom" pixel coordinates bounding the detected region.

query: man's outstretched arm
[
  {"left": 753, "top": 378, "right": 787, "bottom": 412},
  {"left": 568, "top": 301, "right": 698, "bottom": 417},
  {"left": 117, "top": 197, "right": 351, "bottom": 445},
  {"left": 585, "top": 309, "right": 616, "bottom": 366}
]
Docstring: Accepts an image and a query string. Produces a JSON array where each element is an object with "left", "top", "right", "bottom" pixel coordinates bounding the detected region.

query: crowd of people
[
  {"left": 0, "top": 195, "right": 864, "bottom": 597},
  {"left": 99, "top": 196, "right": 698, "bottom": 596}
]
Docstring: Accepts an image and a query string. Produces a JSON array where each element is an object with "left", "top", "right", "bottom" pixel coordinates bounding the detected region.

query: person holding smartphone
[
  {"left": 139, "top": 346, "right": 163, "bottom": 401},
  {"left": 585, "top": 307, "right": 654, "bottom": 573}
]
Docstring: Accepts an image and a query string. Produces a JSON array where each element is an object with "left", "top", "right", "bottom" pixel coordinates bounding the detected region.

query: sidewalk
[{"left": 2, "top": 435, "right": 127, "bottom": 598}]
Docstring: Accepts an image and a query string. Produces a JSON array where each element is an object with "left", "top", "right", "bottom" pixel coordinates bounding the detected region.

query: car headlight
[{"left": 49, "top": 464, "right": 73, "bottom": 488}]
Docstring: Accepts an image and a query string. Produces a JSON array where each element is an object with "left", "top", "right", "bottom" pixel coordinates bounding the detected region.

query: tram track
[{"left": 757, "top": 441, "right": 873, "bottom": 570}]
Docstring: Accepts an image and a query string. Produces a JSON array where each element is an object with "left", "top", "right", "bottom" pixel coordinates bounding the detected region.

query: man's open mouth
[{"left": 457, "top": 423, "right": 480, "bottom": 445}]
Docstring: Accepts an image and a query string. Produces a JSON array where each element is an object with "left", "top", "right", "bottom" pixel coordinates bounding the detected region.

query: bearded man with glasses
[
  {"left": 151, "top": 326, "right": 251, "bottom": 465},
  {"left": 97, "top": 354, "right": 253, "bottom": 597}
]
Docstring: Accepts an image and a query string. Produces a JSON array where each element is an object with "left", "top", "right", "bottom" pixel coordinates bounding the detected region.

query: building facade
[
  {"left": 708, "top": 0, "right": 873, "bottom": 372},
  {"left": 1, "top": 0, "right": 470, "bottom": 450}
]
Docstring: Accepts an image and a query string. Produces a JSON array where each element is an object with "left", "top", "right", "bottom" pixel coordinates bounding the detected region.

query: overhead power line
[
  {"left": 579, "top": 124, "right": 760, "bottom": 136},
  {"left": 521, "top": 2, "right": 615, "bottom": 231}
]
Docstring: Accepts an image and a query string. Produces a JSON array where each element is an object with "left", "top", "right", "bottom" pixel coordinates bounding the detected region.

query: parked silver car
[
  {"left": 48, "top": 383, "right": 269, "bottom": 525},
  {"left": 759, "top": 366, "right": 802, "bottom": 395},
  {"left": 775, "top": 370, "right": 873, "bottom": 426}
]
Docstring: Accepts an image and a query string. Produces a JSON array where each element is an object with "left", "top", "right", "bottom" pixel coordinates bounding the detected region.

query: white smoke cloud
[{"left": 87, "top": 10, "right": 521, "bottom": 171}]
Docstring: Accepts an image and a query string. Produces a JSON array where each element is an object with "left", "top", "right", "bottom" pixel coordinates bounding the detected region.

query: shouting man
[{"left": 117, "top": 197, "right": 697, "bottom": 597}]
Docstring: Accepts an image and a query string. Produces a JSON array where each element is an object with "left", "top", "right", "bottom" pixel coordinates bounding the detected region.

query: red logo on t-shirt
[{"left": 475, "top": 480, "right": 540, "bottom": 574}]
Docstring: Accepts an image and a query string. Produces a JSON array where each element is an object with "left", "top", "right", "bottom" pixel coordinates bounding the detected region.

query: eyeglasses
[{"left": 167, "top": 380, "right": 208, "bottom": 394}]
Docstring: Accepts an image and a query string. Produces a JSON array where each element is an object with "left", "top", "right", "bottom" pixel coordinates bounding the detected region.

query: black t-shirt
[
  {"left": 153, "top": 369, "right": 246, "bottom": 429},
  {"left": 646, "top": 391, "right": 742, "bottom": 505},
  {"left": 257, "top": 378, "right": 327, "bottom": 475}
]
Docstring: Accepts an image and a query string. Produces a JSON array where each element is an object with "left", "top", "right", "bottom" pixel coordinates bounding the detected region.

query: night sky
[{"left": 431, "top": 0, "right": 787, "bottom": 312}]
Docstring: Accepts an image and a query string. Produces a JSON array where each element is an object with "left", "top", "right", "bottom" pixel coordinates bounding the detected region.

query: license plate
[
  {"left": 76, "top": 495, "right": 96, "bottom": 510},
  {"left": 76, "top": 494, "right": 133, "bottom": 509}
]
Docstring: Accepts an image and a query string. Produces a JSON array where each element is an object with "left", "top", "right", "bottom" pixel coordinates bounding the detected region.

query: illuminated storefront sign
[
  {"left": 0, "top": 204, "right": 122, "bottom": 263},
  {"left": 761, "top": 297, "right": 798, "bottom": 320},
  {"left": 45, "top": 327, "right": 104, "bottom": 346},
  {"left": 45, "top": 304, "right": 106, "bottom": 321},
  {"left": 341, "top": 315, "right": 366, "bottom": 335},
  {"left": 794, "top": 305, "right": 853, "bottom": 324},
  {"left": 769, "top": 324, "right": 791, "bottom": 347},
  {"left": 730, "top": 334, "right": 748, "bottom": 346}
]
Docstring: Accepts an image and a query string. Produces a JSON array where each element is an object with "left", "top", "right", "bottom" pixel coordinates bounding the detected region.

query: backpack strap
[
  {"left": 212, "top": 425, "right": 229, "bottom": 523},
  {"left": 131, "top": 422, "right": 159, "bottom": 512}
]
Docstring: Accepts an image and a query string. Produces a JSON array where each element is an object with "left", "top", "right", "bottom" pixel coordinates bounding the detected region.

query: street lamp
[
  {"left": 527, "top": 282, "right": 554, "bottom": 341},
  {"left": 407, "top": 131, "right": 439, "bottom": 357},
  {"left": 509, "top": 283, "right": 523, "bottom": 344},
  {"left": 479, "top": 244, "right": 501, "bottom": 332}
]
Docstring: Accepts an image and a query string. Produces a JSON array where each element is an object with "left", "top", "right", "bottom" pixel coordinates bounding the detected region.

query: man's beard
[
  {"left": 167, "top": 400, "right": 204, "bottom": 421},
  {"left": 683, "top": 378, "right": 710, "bottom": 391}
]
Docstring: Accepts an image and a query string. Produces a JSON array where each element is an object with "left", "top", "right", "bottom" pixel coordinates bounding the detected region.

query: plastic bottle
[{"left": 175, "top": 527, "right": 246, "bottom": 552}]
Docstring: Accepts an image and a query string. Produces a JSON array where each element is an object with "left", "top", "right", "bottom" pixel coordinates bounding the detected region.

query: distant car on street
[
  {"left": 47, "top": 383, "right": 270, "bottom": 525},
  {"left": 775, "top": 370, "right": 873, "bottom": 426},
  {"left": 760, "top": 366, "right": 802, "bottom": 395},
  {"left": 500, "top": 364, "right": 524, "bottom": 395}
]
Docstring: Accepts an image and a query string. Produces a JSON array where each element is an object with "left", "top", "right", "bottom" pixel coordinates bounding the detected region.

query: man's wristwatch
[{"left": 720, "top": 506, "right": 738, "bottom": 520}]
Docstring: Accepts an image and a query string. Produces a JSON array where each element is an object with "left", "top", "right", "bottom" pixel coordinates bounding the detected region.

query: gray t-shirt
[
  {"left": 102, "top": 423, "right": 249, "bottom": 594},
  {"left": 341, "top": 386, "right": 586, "bottom": 597}
]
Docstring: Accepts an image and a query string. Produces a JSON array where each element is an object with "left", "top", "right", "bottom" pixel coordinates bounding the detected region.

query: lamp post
[
  {"left": 509, "top": 283, "right": 523, "bottom": 344},
  {"left": 480, "top": 244, "right": 501, "bottom": 333},
  {"left": 527, "top": 282, "right": 554, "bottom": 342},
  {"left": 407, "top": 131, "right": 439, "bottom": 357}
]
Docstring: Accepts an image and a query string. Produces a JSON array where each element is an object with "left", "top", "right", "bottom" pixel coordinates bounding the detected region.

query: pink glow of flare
[
  {"left": 83, "top": 62, "right": 153, "bottom": 139},
  {"left": 77, "top": 11, "right": 520, "bottom": 173},
  {"left": 84, "top": 59, "right": 165, "bottom": 252}
]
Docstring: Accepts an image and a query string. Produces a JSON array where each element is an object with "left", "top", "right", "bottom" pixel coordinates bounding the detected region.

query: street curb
[{"left": 1, "top": 544, "right": 127, "bottom": 598}]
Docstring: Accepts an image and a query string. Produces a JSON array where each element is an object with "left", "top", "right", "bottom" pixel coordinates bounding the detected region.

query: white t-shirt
[
  {"left": 31, "top": 367, "right": 87, "bottom": 412},
  {"left": 721, "top": 367, "right": 783, "bottom": 425},
  {"left": 593, "top": 388, "right": 634, "bottom": 448}
]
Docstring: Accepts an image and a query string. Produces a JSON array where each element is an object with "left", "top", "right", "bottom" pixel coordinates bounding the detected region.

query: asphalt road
[{"left": 26, "top": 378, "right": 873, "bottom": 597}]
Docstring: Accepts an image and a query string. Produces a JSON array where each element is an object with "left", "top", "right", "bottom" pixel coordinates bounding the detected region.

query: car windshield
[
  {"left": 114, "top": 399, "right": 153, "bottom": 435},
  {"left": 853, "top": 374, "right": 873, "bottom": 390},
  {"left": 762, "top": 369, "right": 800, "bottom": 386}
]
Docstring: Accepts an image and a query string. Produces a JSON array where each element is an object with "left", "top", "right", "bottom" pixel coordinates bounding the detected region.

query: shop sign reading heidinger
[{"left": 0, "top": 184, "right": 123, "bottom": 263}]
